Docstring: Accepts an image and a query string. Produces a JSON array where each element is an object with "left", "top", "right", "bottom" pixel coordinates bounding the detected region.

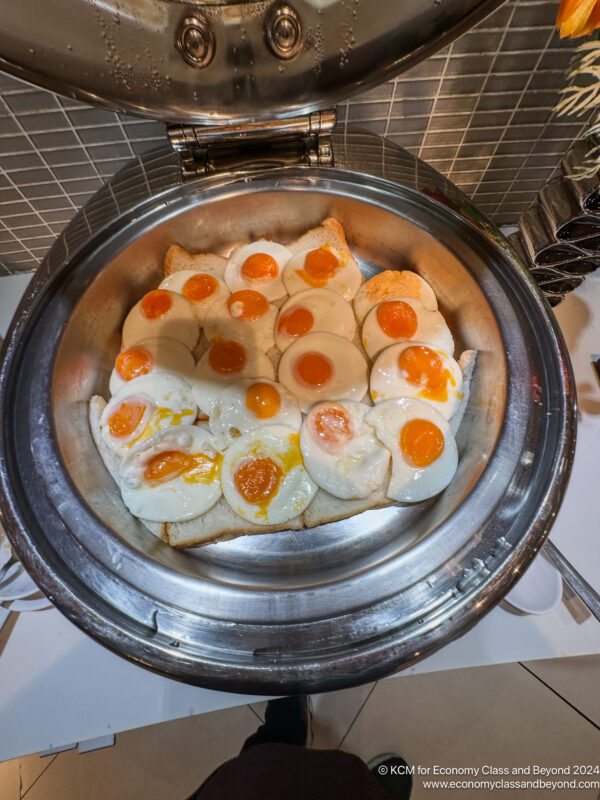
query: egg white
[
  {"left": 191, "top": 342, "right": 275, "bottom": 416},
  {"left": 275, "top": 288, "right": 356, "bottom": 351},
  {"left": 370, "top": 341, "right": 463, "bottom": 419},
  {"left": 278, "top": 332, "right": 369, "bottom": 413},
  {"left": 282, "top": 246, "right": 363, "bottom": 300},
  {"left": 221, "top": 425, "right": 317, "bottom": 526},
  {"left": 367, "top": 398, "right": 458, "bottom": 503},
  {"left": 224, "top": 241, "right": 291, "bottom": 302},
  {"left": 118, "top": 426, "right": 222, "bottom": 523},
  {"left": 362, "top": 296, "right": 454, "bottom": 359},
  {"left": 203, "top": 294, "right": 277, "bottom": 353},
  {"left": 121, "top": 290, "right": 199, "bottom": 351},
  {"left": 300, "top": 401, "right": 390, "bottom": 500},
  {"left": 354, "top": 270, "right": 438, "bottom": 322},
  {"left": 109, "top": 337, "right": 195, "bottom": 395},
  {"left": 159, "top": 270, "right": 229, "bottom": 323}
]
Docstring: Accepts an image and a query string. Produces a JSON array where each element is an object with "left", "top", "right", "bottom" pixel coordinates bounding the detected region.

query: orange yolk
[
  {"left": 115, "top": 347, "right": 153, "bottom": 381},
  {"left": 295, "top": 247, "right": 341, "bottom": 288},
  {"left": 376, "top": 300, "right": 418, "bottom": 339},
  {"left": 141, "top": 289, "right": 172, "bottom": 319},
  {"left": 227, "top": 290, "right": 269, "bottom": 321},
  {"left": 241, "top": 253, "right": 278, "bottom": 281},
  {"left": 234, "top": 456, "right": 282, "bottom": 505},
  {"left": 398, "top": 345, "right": 455, "bottom": 403},
  {"left": 183, "top": 273, "right": 219, "bottom": 303},
  {"left": 208, "top": 339, "right": 247, "bottom": 375},
  {"left": 311, "top": 403, "right": 352, "bottom": 451},
  {"left": 144, "top": 450, "right": 192, "bottom": 484},
  {"left": 400, "top": 418, "right": 445, "bottom": 468},
  {"left": 277, "top": 306, "right": 314, "bottom": 338},
  {"left": 245, "top": 382, "right": 281, "bottom": 419},
  {"left": 294, "top": 351, "right": 334, "bottom": 387},
  {"left": 108, "top": 400, "right": 147, "bottom": 439}
]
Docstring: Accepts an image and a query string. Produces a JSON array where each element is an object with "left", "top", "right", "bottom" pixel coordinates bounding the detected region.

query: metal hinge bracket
[{"left": 167, "top": 109, "right": 335, "bottom": 181}]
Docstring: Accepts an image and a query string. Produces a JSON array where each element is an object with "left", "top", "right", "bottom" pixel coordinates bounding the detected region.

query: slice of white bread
[
  {"left": 287, "top": 217, "right": 360, "bottom": 266},
  {"left": 450, "top": 349, "right": 477, "bottom": 438},
  {"left": 88, "top": 396, "right": 168, "bottom": 542},
  {"left": 164, "top": 245, "right": 227, "bottom": 278}
]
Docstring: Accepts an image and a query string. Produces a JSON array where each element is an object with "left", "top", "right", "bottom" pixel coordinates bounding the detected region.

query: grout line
[
  {"left": 336, "top": 682, "right": 379, "bottom": 750},
  {"left": 20, "top": 754, "right": 60, "bottom": 799},
  {"left": 418, "top": 44, "right": 454, "bottom": 161},
  {"left": 518, "top": 662, "right": 600, "bottom": 735}
]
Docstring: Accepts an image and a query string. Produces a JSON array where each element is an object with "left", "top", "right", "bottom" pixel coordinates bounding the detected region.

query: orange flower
[{"left": 557, "top": 0, "right": 600, "bottom": 37}]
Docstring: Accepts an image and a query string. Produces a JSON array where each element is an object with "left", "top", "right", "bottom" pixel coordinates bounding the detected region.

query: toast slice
[
  {"left": 164, "top": 245, "right": 227, "bottom": 278},
  {"left": 287, "top": 217, "right": 357, "bottom": 260}
]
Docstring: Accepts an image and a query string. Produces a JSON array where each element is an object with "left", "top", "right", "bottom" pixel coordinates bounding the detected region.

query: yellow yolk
[
  {"left": 294, "top": 351, "right": 334, "bottom": 387},
  {"left": 295, "top": 247, "right": 343, "bottom": 288},
  {"left": 234, "top": 456, "right": 282, "bottom": 506},
  {"left": 115, "top": 347, "right": 154, "bottom": 381},
  {"left": 241, "top": 253, "right": 279, "bottom": 281},
  {"left": 208, "top": 339, "right": 247, "bottom": 375},
  {"left": 107, "top": 400, "right": 147, "bottom": 438},
  {"left": 398, "top": 345, "right": 456, "bottom": 403},
  {"left": 245, "top": 382, "right": 281, "bottom": 419},
  {"left": 141, "top": 290, "right": 172, "bottom": 319},
  {"left": 183, "top": 273, "right": 219, "bottom": 303},
  {"left": 143, "top": 449, "right": 222, "bottom": 485},
  {"left": 227, "top": 290, "right": 269, "bottom": 320},
  {"left": 400, "top": 418, "right": 445, "bottom": 468},
  {"left": 311, "top": 403, "right": 352, "bottom": 451},
  {"left": 376, "top": 300, "right": 418, "bottom": 339},
  {"left": 277, "top": 306, "right": 314, "bottom": 338}
]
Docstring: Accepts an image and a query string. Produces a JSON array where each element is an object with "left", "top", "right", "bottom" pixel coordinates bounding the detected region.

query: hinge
[{"left": 167, "top": 109, "right": 335, "bottom": 181}]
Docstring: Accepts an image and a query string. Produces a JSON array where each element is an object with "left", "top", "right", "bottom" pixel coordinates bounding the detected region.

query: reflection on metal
[
  {"left": 176, "top": 15, "right": 216, "bottom": 69},
  {"left": 264, "top": 4, "right": 303, "bottom": 60},
  {"left": 0, "top": 131, "right": 576, "bottom": 693}
]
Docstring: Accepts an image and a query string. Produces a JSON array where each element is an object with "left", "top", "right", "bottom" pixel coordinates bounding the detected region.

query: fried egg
[
  {"left": 121, "top": 289, "right": 199, "bottom": 351},
  {"left": 367, "top": 398, "right": 458, "bottom": 502},
  {"left": 224, "top": 241, "right": 291, "bottom": 302},
  {"left": 203, "top": 290, "right": 277, "bottom": 352},
  {"left": 191, "top": 339, "right": 275, "bottom": 415},
  {"left": 362, "top": 297, "right": 454, "bottom": 359},
  {"left": 210, "top": 378, "right": 302, "bottom": 449},
  {"left": 159, "top": 270, "right": 229, "bottom": 323},
  {"left": 118, "top": 426, "right": 222, "bottom": 523},
  {"left": 282, "top": 246, "right": 363, "bottom": 300},
  {"left": 354, "top": 270, "right": 438, "bottom": 322},
  {"left": 278, "top": 332, "right": 369, "bottom": 413},
  {"left": 370, "top": 342, "right": 463, "bottom": 419},
  {"left": 275, "top": 288, "right": 356, "bottom": 351},
  {"left": 109, "top": 337, "right": 195, "bottom": 395},
  {"left": 221, "top": 425, "right": 317, "bottom": 525},
  {"left": 100, "top": 374, "right": 197, "bottom": 456},
  {"left": 300, "top": 401, "right": 390, "bottom": 499}
]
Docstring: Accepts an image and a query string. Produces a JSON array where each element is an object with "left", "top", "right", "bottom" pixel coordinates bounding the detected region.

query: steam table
[{"left": 1, "top": 271, "right": 599, "bottom": 763}]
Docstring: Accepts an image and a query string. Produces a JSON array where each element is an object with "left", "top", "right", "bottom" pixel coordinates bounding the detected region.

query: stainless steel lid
[{"left": 0, "top": 0, "right": 505, "bottom": 123}]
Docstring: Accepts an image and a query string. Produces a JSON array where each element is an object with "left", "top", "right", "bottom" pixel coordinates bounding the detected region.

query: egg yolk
[
  {"left": 277, "top": 306, "right": 314, "bottom": 338},
  {"left": 234, "top": 456, "right": 282, "bottom": 505},
  {"left": 245, "top": 382, "right": 281, "bottom": 419},
  {"left": 295, "top": 247, "right": 341, "bottom": 287},
  {"left": 208, "top": 340, "right": 247, "bottom": 375},
  {"left": 108, "top": 399, "right": 147, "bottom": 439},
  {"left": 141, "top": 290, "right": 172, "bottom": 319},
  {"left": 400, "top": 418, "right": 445, "bottom": 468},
  {"left": 241, "top": 253, "right": 278, "bottom": 281},
  {"left": 227, "top": 290, "right": 269, "bottom": 320},
  {"left": 311, "top": 403, "right": 352, "bottom": 452},
  {"left": 295, "top": 351, "right": 334, "bottom": 387},
  {"left": 143, "top": 449, "right": 222, "bottom": 485},
  {"left": 115, "top": 347, "right": 153, "bottom": 381},
  {"left": 183, "top": 273, "right": 219, "bottom": 303},
  {"left": 376, "top": 300, "right": 418, "bottom": 339},
  {"left": 398, "top": 345, "right": 455, "bottom": 402}
]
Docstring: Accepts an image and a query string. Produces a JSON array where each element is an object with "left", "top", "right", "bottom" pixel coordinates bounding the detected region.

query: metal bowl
[{"left": 0, "top": 132, "right": 575, "bottom": 693}]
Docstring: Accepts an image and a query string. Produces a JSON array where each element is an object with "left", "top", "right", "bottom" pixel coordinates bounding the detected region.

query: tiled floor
[{"left": 1, "top": 656, "right": 599, "bottom": 799}]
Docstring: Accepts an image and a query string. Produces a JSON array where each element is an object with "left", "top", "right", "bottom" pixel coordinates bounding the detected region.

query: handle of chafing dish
[{"left": 542, "top": 539, "right": 600, "bottom": 623}]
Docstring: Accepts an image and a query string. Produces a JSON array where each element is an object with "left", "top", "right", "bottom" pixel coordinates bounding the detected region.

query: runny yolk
[
  {"left": 143, "top": 449, "right": 222, "bottom": 485},
  {"left": 376, "top": 300, "right": 418, "bottom": 339},
  {"left": 141, "top": 289, "right": 172, "bottom": 319},
  {"left": 245, "top": 382, "right": 281, "bottom": 419},
  {"left": 183, "top": 273, "right": 219, "bottom": 303},
  {"left": 208, "top": 339, "right": 247, "bottom": 375},
  {"left": 108, "top": 400, "right": 147, "bottom": 439},
  {"left": 241, "top": 253, "right": 278, "bottom": 281},
  {"left": 144, "top": 450, "right": 193, "bottom": 484},
  {"left": 400, "top": 418, "right": 445, "bottom": 468},
  {"left": 234, "top": 456, "right": 282, "bottom": 505},
  {"left": 115, "top": 347, "right": 153, "bottom": 381},
  {"left": 310, "top": 403, "right": 352, "bottom": 452},
  {"left": 398, "top": 345, "right": 455, "bottom": 402},
  {"left": 295, "top": 247, "right": 341, "bottom": 288},
  {"left": 227, "top": 290, "right": 269, "bottom": 320},
  {"left": 294, "top": 351, "right": 334, "bottom": 387},
  {"left": 277, "top": 306, "right": 314, "bottom": 338}
]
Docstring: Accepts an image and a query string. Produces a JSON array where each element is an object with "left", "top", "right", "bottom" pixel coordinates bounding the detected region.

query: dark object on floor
[
  {"left": 369, "top": 753, "right": 414, "bottom": 800},
  {"left": 186, "top": 697, "right": 408, "bottom": 800}
]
